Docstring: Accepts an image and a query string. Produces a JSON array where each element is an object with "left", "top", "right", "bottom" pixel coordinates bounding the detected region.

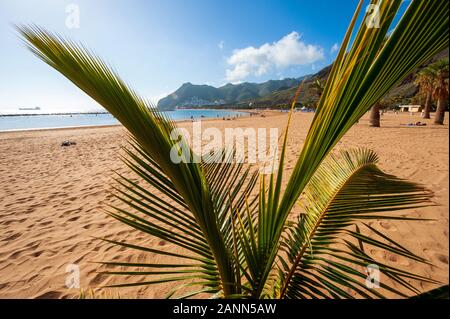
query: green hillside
[
  {"left": 241, "top": 49, "right": 449, "bottom": 110},
  {"left": 157, "top": 77, "right": 307, "bottom": 111},
  {"left": 158, "top": 49, "right": 448, "bottom": 111}
]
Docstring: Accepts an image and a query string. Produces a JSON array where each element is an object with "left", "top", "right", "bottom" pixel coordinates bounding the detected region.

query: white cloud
[
  {"left": 330, "top": 43, "right": 339, "bottom": 54},
  {"left": 218, "top": 40, "right": 224, "bottom": 50},
  {"left": 225, "top": 32, "right": 324, "bottom": 82},
  {"left": 225, "top": 63, "right": 251, "bottom": 83}
]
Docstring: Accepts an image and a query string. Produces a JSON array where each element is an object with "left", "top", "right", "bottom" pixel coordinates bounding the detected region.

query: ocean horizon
[{"left": 0, "top": 109, "right": 248, "bottom": 131}]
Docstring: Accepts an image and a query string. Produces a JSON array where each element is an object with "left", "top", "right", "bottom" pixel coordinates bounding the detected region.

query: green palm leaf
[
  {"left": 16, "top": 24, "right": 244, "bottom": 297},
  {"left": 16, "top": 0, "right": 449, "bottom": 299},
  {"left": 277, "top": 149, "right": 436, "bottom": 298},
  {"left": 245, "top": 0, "right": 448, "bottom": 296}
]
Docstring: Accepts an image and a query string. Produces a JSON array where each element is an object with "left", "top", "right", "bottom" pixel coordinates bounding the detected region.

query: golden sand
[{"left": 0, "top": 111, "right": 448, "bottom": 298}]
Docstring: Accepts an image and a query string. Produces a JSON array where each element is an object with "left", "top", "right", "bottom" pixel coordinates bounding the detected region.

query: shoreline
[
  {"left": 0, "top": 108, "right": 255, "bottom": 117},
  {"left": 0, "top": 112, "right": 110, "bottom": 117},
  {"left": 0, "top": 123, "right": 122, "bottom": 134},
  {"left": 0, "top": 109, "right": 280, "bottom": 134}
]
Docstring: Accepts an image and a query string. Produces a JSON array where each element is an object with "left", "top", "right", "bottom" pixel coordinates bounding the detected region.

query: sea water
[{"left": 0, "top": 109, "right": 247, "bottom": 131}]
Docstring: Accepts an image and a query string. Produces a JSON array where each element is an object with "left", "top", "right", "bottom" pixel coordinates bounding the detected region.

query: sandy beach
[{"left": 0, "top": 111, "right": 448, "bottom": 298}]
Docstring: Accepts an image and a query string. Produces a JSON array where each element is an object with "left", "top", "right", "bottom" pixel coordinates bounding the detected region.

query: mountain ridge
[
  {"left": 157, "top": 76, "right": 310, "bottom": 111},
  {"left": 157, "top": 48, "right": 448, "bottom": 111}
]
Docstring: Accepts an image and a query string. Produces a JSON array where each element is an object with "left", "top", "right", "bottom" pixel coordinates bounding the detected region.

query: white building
[{"left": 399, "top": 105, "right": 422, "bottom": 113}]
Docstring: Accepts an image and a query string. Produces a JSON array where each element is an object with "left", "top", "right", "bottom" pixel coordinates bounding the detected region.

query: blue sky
[{"left": 0, "top": 0, "right": 406, "bottom": 113}]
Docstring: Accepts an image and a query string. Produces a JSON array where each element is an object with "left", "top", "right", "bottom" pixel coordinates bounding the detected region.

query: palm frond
[
  {"left": 278, "top": 149, "right": 435, "bottom": 298},
  {"left": 248, "top": 0, "right": 448, "bottom": 295},
  {"left": 16, "top": 25, "right": 243, "bottom": 297},
  {"left": 281, "top": 0, "right": 448, "bottom": 223},
  {"left": 16, "top": 0, "right": 449, "bottom": 299},
  {"left": 99, "top": 145, "right": 260, "bottom": 297}
]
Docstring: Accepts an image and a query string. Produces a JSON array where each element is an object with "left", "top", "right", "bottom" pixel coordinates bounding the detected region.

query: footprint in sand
[
  {"left": 158, "top": 240, "right": 166, "bottom": 246},
  {"left": 435, "top": 254, "right": 449, "bottom": 265},
  {"left": 32, "top": 250, "right": 44, "bottom": 257},
  {"left": 1, "top": 218, "right": 26, "bottom": 226},
  {"left": 67, "top": 216, "right": 80, "bottom": 222},
  {"left": 8, "top": 250, "right": 22, "bottom": 260},
  {"left": 379, "top": 221, "right": 397, "bottom": 231},
  {"left": 387, "top": 253, "right": 410, "bottom": 266},
  {"left": 4, "top": 232, "right": 22, "bottom": 241}
]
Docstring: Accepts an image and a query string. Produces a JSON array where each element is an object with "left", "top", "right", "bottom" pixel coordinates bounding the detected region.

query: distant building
[
  {"left": 399, "top": 105, "right": 422, "bottom": 113},
  {"left": 176, "top": 97, "right": 226, "bottom": 108}
]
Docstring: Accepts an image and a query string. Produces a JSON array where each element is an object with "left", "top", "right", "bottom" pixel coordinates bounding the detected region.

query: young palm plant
[
  {"left": 415, "top": 68, "right": 435, "bottom": 119},
  {"left": 429, "top": 59, "right": 449, "bottom": 125},
  {"left": 18, "top": 0, "right": 449, "bottom": 298}
]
